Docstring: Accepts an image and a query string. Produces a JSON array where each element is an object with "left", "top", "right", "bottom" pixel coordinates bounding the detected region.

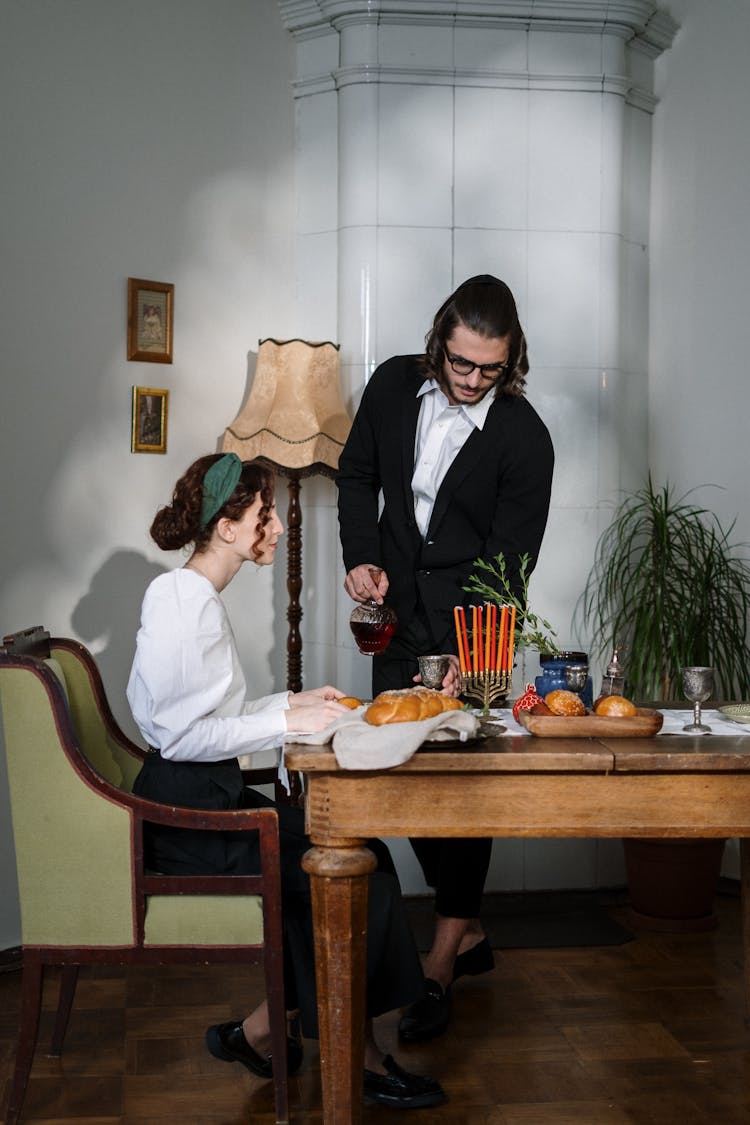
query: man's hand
[
  {"left": 413, "top": 654, "right": 463, "bottom": 697},
  {"left": 344, "top": 564, "right": 389, "bottom": 605},
  {"left": 439, "top": 654, "right": 463, "bottom": 697}
]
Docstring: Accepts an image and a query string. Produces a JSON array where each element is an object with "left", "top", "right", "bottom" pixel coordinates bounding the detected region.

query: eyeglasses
[{"left": 445, "top": 351, "right": 509, "bottom": 380}]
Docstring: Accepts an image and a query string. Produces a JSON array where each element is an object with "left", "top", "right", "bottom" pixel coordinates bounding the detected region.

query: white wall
[
  {"left": 650, "top": 0, "right": 750, "bottom": 544},
  {"left": 0, "top": 0, "right": 297, "bottom": 950},
  {"left": 284, "top": 0, "right": 674, "bottom": 894},
  {"left": 650, "top": 0, "right": 750, "bottom": 879}
]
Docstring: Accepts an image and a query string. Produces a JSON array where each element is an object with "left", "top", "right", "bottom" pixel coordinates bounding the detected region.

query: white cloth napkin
[{"left": 285, "top": 707, "right": 480, "bottom": 770}]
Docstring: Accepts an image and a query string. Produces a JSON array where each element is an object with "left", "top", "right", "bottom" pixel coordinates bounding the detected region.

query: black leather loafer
[
  {"left": 452, "top": 937, "right": 495, "bottom": 982},
  {"left": 363, "top": 1054, "right": 446, "bottom": 1109},
  {"left": 398, "top": 978, "right": 451, "bottom": 1042},
  {"left": 206, "top": 1020, "right": 303, "bottom": 1078}
]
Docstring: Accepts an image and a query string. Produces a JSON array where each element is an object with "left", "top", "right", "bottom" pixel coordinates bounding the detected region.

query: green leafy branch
[{"left": 464, "top": 552, "right": 559, "bottom": 655}]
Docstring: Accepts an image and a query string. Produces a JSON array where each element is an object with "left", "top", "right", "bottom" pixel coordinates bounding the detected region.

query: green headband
[{"left": 200, "top": 453, "right": 243, "bottom": 529}]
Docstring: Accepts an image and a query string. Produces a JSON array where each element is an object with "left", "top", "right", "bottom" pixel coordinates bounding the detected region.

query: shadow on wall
[
  {"left": 1, "top": 550, "right": 167, "bottom": 948},
  {"left": 71, "top": 549, "right": 167, "bottom": 737}
]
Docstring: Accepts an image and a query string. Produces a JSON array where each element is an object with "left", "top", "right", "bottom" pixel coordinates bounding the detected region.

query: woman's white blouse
[{"left": 127, "top": 568, "right": 290, "bottom": 763}]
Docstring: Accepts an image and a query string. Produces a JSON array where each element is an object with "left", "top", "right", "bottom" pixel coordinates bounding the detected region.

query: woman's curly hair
[
  {"left": 420, "top": 275, "right": 528, "bottom": 398},
  {"left": 150, "top": 454, "right": 275, "bottom": 557}
]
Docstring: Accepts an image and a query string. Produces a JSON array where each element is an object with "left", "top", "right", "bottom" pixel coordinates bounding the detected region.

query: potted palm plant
[
  {"left": 578, "top": 476, "right": 750, "bottom": 701},
  {"left": 577, "top": 476, "right": 750, "bottom": 929}
]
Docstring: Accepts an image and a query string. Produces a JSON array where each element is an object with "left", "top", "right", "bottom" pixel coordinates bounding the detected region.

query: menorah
[
  {"left": 454, "top": 604, "right": 516, "bottom": 712},
  {"left": 461, "top": 668, "right": 512, "bottom": 710}
]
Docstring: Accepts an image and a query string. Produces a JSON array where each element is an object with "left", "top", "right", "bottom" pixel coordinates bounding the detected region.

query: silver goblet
[
  {"left": 681, "top": 666, "right": 714, "bottom": 734},
  {"left": 418, "top": 654, "right": 451, "bottom": 690},
  {"left": 564, "top": 662, "right": 589, "bottom": 694}
]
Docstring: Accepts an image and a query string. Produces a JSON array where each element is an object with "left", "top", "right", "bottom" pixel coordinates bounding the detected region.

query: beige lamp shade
[{"left": 222, "top": 337, "right": 351, "bottom": 479}]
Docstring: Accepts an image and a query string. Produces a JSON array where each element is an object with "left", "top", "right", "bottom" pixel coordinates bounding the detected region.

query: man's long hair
[{"left": 421, "top": 274, "right": 528, "bottom": 398}]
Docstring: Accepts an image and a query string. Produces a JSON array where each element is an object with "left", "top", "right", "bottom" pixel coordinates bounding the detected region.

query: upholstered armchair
[{"left": 0, "top": 627, "right": 290, "bottom": 1124}]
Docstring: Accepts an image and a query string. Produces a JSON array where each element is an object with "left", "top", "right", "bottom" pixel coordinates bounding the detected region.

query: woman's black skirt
[{"left": 133, "top": 751, "right": 423, "bottom": 1036}]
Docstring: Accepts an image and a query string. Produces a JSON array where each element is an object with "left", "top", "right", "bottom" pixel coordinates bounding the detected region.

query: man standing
[{"left": 337, "top": 274, "right": 554, "bottom": 1041}]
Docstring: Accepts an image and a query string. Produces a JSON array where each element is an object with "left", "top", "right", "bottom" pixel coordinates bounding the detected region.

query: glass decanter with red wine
[{"left": 349, "top": 567, "right": 397, "bottom": 655}]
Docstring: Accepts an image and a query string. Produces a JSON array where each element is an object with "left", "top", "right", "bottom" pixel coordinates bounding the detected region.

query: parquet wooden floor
[{"left": 2, "top": 893, "right": 749, "bottom": 1124}]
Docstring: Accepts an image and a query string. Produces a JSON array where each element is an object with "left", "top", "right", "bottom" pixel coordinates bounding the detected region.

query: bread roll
[
  {"left": 339, "top": 696, "right": 364, "bottom": 709},
  {"left": 364, "top": 687, "right": 463, "bottom": 726},
  {"left": 530, "top": 701, "right": 553, "bottom": 715},
  {"left": 545, "top": 689, "right": 587, "bottom": 716},
  {"left": 593, "top": 694, "right": 636, "bottom": 717}
]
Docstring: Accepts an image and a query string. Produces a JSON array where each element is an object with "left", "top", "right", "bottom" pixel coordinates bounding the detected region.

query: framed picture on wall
[
  {"left": 131, "top": 386, "right": 169, "bottom": 454},
  {"left": 127, "top": 278, "right": 174, "bottom": 362}
]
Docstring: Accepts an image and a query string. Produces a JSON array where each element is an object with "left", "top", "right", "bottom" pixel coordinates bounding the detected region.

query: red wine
[{"left": 350, "top": 618, "right": 396, "bottom": 655}]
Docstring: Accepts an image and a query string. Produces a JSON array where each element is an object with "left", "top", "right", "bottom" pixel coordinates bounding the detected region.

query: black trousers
[
  {"left": 133, "top": 752, "right": 424, "bottom": 1037},
  {"left": 373, "top": 610, "right": 493, "bottom": 919}
]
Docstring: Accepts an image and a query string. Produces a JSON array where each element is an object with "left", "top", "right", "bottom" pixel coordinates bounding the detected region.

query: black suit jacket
[{"left": 337, "top": 355, "right": 554, "bottom": 652}]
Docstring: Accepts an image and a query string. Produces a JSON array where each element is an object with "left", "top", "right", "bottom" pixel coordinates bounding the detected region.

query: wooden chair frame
[{"left": 0, "top": 627, "right": 290, "bottom": 1124}]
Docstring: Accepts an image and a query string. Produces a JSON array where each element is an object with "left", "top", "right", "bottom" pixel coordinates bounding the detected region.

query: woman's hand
[
  {"left": 285, "top": 685, "right": 348, "bottom": 733},
  {"left": 288, "top": 685, "right": 344, "bottom": 708},
  {"left": 285, "top": 700, "right": 348, "bottom": 734}
]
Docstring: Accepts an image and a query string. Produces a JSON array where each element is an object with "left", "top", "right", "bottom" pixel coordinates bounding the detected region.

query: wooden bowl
[{"left": 517, "top": 707, "right": 664, "bottom": 738}]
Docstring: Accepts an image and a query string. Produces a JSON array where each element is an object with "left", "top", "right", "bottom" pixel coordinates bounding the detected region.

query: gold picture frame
[
  {"left": 127, "top": 278, "right": 173, "bottom": 363},
  {"left": 131, "top": 386, "right": 169, "bottom": 454}
]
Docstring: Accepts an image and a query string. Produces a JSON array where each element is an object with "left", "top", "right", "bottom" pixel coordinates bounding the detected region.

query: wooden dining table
[{"left": 285, "top": 724, "right": 750, "bottom": 1124}]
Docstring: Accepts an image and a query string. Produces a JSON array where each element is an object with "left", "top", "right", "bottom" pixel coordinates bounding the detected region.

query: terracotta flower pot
[{"left": 623, "top": 837, "right": 727, "bottom": 932}]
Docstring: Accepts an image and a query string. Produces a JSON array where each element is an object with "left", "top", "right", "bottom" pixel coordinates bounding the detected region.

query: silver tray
[
  {"left": 718, "top": 704, "right": 750, "bottom": 725},
  {"left": 420, "top": 717, "right": 506, "bottom": 750}
]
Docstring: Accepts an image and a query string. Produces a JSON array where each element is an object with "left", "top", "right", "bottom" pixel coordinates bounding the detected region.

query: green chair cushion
[{"left": 144, "top": 894, "right": 264, "bottom": 946}]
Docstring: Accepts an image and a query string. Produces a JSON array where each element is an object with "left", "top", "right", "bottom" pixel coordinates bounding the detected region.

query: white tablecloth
[{"left": 486, "top": 708, "right": 748, "bottom": 737}]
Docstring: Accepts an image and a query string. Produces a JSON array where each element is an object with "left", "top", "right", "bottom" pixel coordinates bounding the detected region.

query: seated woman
[{"left": 126, "top": 452, "right": 444, "bottom": 1111}]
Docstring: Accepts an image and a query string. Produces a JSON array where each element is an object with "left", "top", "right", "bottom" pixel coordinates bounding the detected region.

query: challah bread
[
  {"left": 365, "top": 687, "right": 463, "bottom": 726},
  {"left": 366, "top": 695, "right": 421, "bottom": 725}
]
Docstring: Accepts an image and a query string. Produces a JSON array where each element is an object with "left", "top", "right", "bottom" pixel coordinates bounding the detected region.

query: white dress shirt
[
  {"left": 127, "top": 568, "right": 290, "bottom": 763},
  {"left": 411, "top": 380, "right": 495, "bottom": 537}
]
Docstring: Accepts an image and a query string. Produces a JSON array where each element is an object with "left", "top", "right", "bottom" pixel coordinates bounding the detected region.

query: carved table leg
[
  {"left": 741, "top": 838, "right": 750, "bottom": 1027},
  {"left": 302, "top": 838, "right": 377, "bottom": 1125}
]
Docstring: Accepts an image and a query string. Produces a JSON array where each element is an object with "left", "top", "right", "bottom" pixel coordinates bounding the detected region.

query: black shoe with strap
[
  {"left": 397, "top": 978, "right": 451, "bottom": 1042},
  {"left": 452, "top": 936, "right": 495, "bottom": 982},
  {"left": 363, "top": 1054, "right": 446, "bottom": 1108},
  {"left": 206, "top": 1020, "right": 304, "bottom": 1078}
]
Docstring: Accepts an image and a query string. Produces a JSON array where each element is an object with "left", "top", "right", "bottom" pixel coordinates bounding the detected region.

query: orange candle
[
  {"left": 484, "top": 604, "right": 491, "bottom": 672},
  {"left": 507, "top": 606, "right": 517, "bottom": 674},
  {"left": 462, "top": 607, "right": 469, "bottom": 673},
  {"left": 460, "top": 609, "right": 471, "bottom": 675},
  {"left": 477, "top": 606, "right": 484, "bottom": 672},
  {"left": 454, "top": 606, "right": 467, "bottom": 674},
  {"left": 497, "top": 606, "right": 508, "bottom": 672},
  {"left": 489, "top": 605, "right": 497, "bottom": 670},
  {"left": 471, "top": 606, "right": 478, "bottom": 673}
]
